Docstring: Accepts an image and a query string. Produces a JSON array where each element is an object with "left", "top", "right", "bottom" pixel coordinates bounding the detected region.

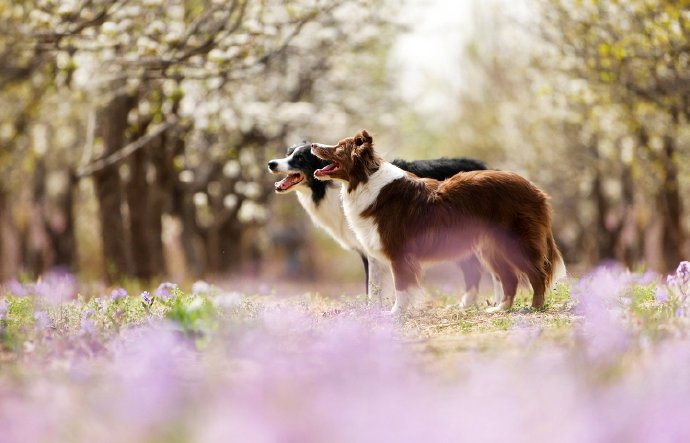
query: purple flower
[
  {"left": 635, "top": 270, "right": 659, "bottom": 286},
  {"left": 676, "top": 261, "right": 690, "bottom": 283},
  {"left": 81, "top": 308, "right": 95, "bottom": 320},
  {"left": 154, "top": 283, "right": 177, "bottom": 300},
  {"left": 5, "top": 279, "right": 29, "bottom": 297},
  {"left": 667, "top": 274, "right": 677, "bottom": 287},
  {"left": 0, "top": 300, "right": 7, "bottom": 320},
  {"left": 192, "top": 281, "right": 211, "bottom": 295},
  {"left": 653, "top": 287, "right": 670, "bottom": 304},
  {"left": 572, "top": 266, "right": 631, "bottom": 360},
  {"left": 110, "top": 288, "right": 128, "bottom": 301},
  {"left": 141, "top": 291, "right": 153, "bottom": 307},
  {"left": 33, "top": 272, "right": 77, "bottom": 303},
  {"left": 34, "top": 311, "right": 51, "bottom": 329},
  {"left": 668, "top": 261, "right": 690, "bottom": 300},
  {"left": 94, "top": 297, "right": 106, "bottom": 311},
  {"left": 80, "top": 318, "right": 96, "bottom": 335}
]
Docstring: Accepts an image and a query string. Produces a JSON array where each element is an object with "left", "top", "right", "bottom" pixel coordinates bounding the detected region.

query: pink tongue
[
  {"left": 316, "top": 163, "right": 337, "bottom": 175},
  {"left": 275, "top": 174, "right": 300, "bottom": 190}
]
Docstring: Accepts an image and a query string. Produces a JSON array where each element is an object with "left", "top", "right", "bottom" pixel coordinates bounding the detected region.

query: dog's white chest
[
  {"left": 296, "top": 187, "right": 361, "bottom": 252},
  {"left": 340, "top": 163, "right": 406, "bottom": 262},
  {"left": 342, "top": 198, "right": 385, "bottom": 260}
]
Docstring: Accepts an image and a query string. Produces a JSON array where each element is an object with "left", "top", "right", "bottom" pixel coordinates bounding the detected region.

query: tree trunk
[
  {"left": 148, "top": 177, "right": 166, "bottom": 276},
  {"left": 617, "top": 164, "right": 640, "bottom": 268},
  {"left": 126, "top": 146, "right": 153, "bottom": 280},
  {"left": 218, "top": 218, "right": 243, "bottom": 272},
  {"left": 47, "top": 171, "right": 78, "bottom": 272},
  {"left": 0, "top": 187, "right": 6, "bottom": 281},
  {"left": 93, "top": 89, "right": 134, "bottom": 282},
  {"left": 149, "top": 133, "right": 170, "bottom": 276},
  {"left": 27, "top": 157, "right": 48, "bottom": 276},
  {"left": 168, "top": 132, "right": 205, "bottom": 278},
  {"left": 179, "top": 191, "right": 205, "bottom": 277},
  {"left": 590, "top": 143, "right": 617, "bottom": 261},
  {"left": 657, "top": 134, "right": 683, "bottom": 271}
]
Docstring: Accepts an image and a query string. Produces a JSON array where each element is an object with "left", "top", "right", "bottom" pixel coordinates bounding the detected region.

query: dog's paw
[
  {"left": 388, "top": 304, "right": 404, "bottom": 316},
  {"left": 458, "top": 292, "right": 478, "bottom": 310},
  {"left": 458, "top": 303, "right": 479, "bottom": 314},
  {"left": 485, "top": 301, "right": 512, "bottom": 313}
]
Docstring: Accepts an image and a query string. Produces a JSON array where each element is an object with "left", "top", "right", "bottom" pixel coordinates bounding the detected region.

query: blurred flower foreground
[{"left": 1, "top": 262, "right": 690, "bottom": 442}]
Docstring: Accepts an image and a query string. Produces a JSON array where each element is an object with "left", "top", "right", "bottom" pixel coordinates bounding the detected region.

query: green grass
[{"left": 0, "top": 275, "right": 683, "bottom": 368}]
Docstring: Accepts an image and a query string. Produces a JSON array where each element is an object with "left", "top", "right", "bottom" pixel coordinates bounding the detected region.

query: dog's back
[{"left": 392, "top": 157, "right": 487, "bottom": 182}]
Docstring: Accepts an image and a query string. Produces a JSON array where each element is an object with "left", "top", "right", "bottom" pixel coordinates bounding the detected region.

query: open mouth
[
  {"left": 314, "top": 162, "right": 340, "bottom": 177},
  {"left": 274, "top": 172, "right": 305, "bottom": 192}
]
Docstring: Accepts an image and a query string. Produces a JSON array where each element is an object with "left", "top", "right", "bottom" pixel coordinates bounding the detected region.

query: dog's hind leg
[
  {"left": 458, "top": 255, "right": 482, "bottom": 308},
  {"left": 484, "top": 255, "right": 518, "bottom": 313},
  {"left": 491, "top": 273, "right": 504, "bottom": 306},
  {"left": 527, "top": 269, "right": 547, "bottom": 308}
]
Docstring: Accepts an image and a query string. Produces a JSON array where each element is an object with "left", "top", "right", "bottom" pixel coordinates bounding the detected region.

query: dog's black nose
[{"left": 268, "top": 161, "right": 277, "bottom": 170}]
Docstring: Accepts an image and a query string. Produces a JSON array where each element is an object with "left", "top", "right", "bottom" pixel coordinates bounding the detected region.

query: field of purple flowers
[{"left": 1, "top": 262, "right": 690, "bottom": 442}]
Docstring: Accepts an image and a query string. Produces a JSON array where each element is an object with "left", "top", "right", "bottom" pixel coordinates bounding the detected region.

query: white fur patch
[
  {"left": 269, "top": 155, "right": 295, "bottom": 174},
  {"left": 459, "top": 288, "right": 478, "bottom": 309},
  {"left": 485, "top": 300, "right": 512, "bottom": 313},
  {"left": 341, "top": 162, "right": 406, "bottom": 262},
  {"left": 368, "top": 258, "right": 394, "bottom": 300},
  {"left": 552, "top": 255, "right": 567, "bottom": 287},
  {"left": 492, "top": 274, "right": 505, "bottom": 305},
  {"left": 295, "top": 186, "right": 361, "bottom": 252}
]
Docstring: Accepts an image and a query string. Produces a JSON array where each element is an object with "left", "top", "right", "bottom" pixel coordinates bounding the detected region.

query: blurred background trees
[
  {"left": 0, "top": 0, "right": 688, "bottom": 283},
  {"left": 409, "top": 0, "right": 689, "bottom": 273},
  {"left": 0, "top": 0, "right": 398, "bottom": 282}
]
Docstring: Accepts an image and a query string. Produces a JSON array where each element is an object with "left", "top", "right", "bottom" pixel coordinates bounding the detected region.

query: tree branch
[{"left": 77, "top": 117, "right": 178, "bottom": 178}]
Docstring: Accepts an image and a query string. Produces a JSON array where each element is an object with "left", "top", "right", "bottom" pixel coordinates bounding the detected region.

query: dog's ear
[
  {"left": 355, "top": 129, "right": 374, "bottom": 148},
  {"left": 361, "top": 129, "right": 372, "bottom": 144},
  {"left": 352, "top": 132, "right": 374, "bottom": 162},
  {"left": 355, "top": 129, "right": 372, "bottom": 147}
]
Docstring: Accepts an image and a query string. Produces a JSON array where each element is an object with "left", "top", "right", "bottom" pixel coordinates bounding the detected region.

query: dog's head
[
  {"left": 311, "top": 129, "right": 381, "bottom": 191},
  {"left": 267, "top": 142, "right": 331, "bottom": 193}
]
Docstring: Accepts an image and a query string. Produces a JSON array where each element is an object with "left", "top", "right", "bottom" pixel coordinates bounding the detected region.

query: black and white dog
[{"left": 268, "top": 142, "right": 492, "bottom": 307}]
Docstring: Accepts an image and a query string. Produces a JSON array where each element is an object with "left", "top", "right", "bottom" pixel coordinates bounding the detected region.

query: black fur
[
  {"left": 284, "top": 142, "right": 336, "bottom": 204},
  {"left": 391, "top": 157, "right": 488, "bottom": 181}
]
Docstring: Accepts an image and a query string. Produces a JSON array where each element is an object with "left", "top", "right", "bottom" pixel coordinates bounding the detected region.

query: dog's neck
[
  {"left": 345, "top": 152, "right": 386, "bottom": 193},
  {"left": 301, "top": 176, "right": 330, "bottom": 205},
  {"left": 341, "top": 161, "right": 406, "bottom": 208}
]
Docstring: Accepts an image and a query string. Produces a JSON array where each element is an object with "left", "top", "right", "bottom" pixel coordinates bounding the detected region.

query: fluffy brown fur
[{"left": 312, "top": 130, "right": 565, "bottom": 312}]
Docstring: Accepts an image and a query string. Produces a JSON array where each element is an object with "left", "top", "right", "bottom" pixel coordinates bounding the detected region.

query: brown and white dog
[{"left": 311, "top": 130, "right": 566, "bottom": 314}]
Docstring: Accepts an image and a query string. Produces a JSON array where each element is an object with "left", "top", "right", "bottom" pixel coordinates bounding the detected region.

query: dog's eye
[{"left": 355, "top": 137, "right": 364, "bottom": 146}]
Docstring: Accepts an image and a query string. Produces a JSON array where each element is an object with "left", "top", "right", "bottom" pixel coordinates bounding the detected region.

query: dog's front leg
[
  {"left": 368, "top": 257, "right": 394, "bottom": 305},
  {"left": 389, "top": 257, "right": 421, "bottom": 315}
]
